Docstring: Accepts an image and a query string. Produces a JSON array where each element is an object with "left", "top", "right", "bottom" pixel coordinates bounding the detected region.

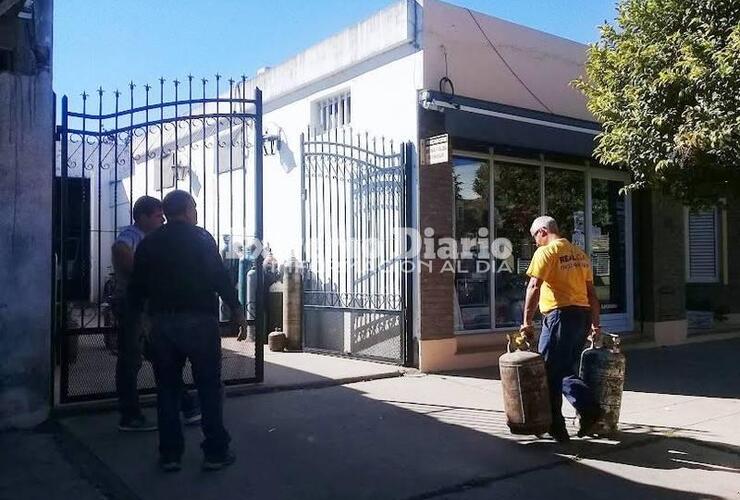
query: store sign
[{"left": 423, "top": 134, "right": 449, "bottom": 165}]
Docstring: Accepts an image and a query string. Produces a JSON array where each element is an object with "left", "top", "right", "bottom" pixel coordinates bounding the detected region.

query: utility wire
[{"left": 465, "top": 8, "right": 554, "bottom": 114}]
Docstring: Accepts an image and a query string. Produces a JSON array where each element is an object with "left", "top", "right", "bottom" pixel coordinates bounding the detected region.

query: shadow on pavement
[
  {"left": 527, "top": 424, "right": 740, "bottom": 472},
  {"left": 59, "top": 357, "right": 733, "bottom": 500}
]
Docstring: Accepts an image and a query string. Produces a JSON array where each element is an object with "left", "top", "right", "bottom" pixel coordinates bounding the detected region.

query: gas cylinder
[
  {"left": 268, "top": 328, "right": 287, "bottom": 352},
  {"left": 245, "top": 264, "right": 258, "bottom": 342},
  {"left": 579, "top": 333, "right": 626, "bottom": 436},
  {"left": 238, "top": 243, "right": 256, "bottom": 309},
  {"left": 499, "top": 332, "right": 552, "bottom": 435}
]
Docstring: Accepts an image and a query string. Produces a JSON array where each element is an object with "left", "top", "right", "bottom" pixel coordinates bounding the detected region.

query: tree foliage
[{"left": 574, "top": 0, "right": 740, "bottom": 205}]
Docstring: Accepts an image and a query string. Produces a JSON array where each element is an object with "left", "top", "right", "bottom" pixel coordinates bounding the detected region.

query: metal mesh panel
[
  {"left": 303, "top": 308, "right": 403, "bottom": 362},
  {"left": 63, "top": 336, "right": 257, "bottom": 400}
]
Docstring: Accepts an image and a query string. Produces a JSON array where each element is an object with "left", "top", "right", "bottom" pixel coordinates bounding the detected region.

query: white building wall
[
  {"left": 260, "top": 50, "right": 423, "bottom": 265},
  {"left": 422, "top": 0, "right": 592, "bottom": 121}
]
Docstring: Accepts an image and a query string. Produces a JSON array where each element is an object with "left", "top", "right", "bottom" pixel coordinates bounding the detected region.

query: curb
[
  {"left": 225, "top": 370, "right": 408, "bottom": 397},
  {"left": 621, "top": 330, "right": 740, "bottom": 352},
  {"left": 53, "top": 370, "right": 409, "bottom": 417}
]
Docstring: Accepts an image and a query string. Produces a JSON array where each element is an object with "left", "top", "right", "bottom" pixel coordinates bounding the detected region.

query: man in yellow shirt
[{"left": 521, "top": 216, "right": 601, "bottom": 443}]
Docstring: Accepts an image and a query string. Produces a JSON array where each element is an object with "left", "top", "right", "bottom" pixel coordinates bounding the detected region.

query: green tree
[{"left": 574, "top": 0, "right": 740, "bottom": 205}]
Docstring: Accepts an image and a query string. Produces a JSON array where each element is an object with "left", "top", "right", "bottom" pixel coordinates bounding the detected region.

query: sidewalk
[
  {"left": 0, "top": 422, "right": 105, "bottom": 500},
  {"left": 55, "top": 338, "right": 740, "bottom": 500}
]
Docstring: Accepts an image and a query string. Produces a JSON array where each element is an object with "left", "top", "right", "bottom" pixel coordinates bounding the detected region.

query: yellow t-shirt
[{"left": 526, "top": 238, "right": 592, "bottom": 314}]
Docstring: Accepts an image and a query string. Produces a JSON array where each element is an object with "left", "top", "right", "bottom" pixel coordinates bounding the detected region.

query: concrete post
[
  {"left": 0, "top": 0, "right": 54, "bottom": 429},
  {"left": 636, "top": 190, "right": 688, "bottom": 345},
  {"left": 283, "top": 258, "right": 303, "bottom": 351}
]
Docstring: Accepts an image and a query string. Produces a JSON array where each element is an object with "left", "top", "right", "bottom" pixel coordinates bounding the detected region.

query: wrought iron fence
[
  {"left": 54, "top": 76, "right": 265, "bottom": 404},
  {"left": 301, "top": 127, "right": 412, "bottom": 363}
]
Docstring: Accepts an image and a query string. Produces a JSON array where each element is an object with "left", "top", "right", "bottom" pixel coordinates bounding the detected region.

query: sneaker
[
  {"left": 577, "top": 408, "right": 604, "bottom": 438},
  {"left": 548, "top": 424, "right": 571, "bottom": 444},
  {"left": 202, "top": 450, "right": 236, "bottom": 471},
  {"left": 159, "top": 456, "right": 182, "bottom": 473},
  {"left": 182, "top": 410, "right": 202, "bottom": 426},
  {"left": 118, "top": 415, "right": 157, "bottom": 432}
]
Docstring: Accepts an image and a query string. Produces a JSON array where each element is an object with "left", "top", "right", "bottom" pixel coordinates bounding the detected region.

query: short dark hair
[
  {"left": 162, "top": 190, "right": 195, "bottom": 219},
  {"left": 132, "top": 196, "right": 162, "bottom": 222}
]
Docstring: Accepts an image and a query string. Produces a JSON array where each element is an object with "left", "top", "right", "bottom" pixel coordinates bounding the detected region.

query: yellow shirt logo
[{"left": 526, "top": 238, "right": 592, "bottom": 314}]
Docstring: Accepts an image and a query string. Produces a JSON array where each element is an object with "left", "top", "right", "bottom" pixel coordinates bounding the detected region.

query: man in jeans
[
  {"left": 129, "top": 190, "right": 247, "bottom": 472},
  {"left": 111, "top": 196, "right": 200, "bottom": 431},
  {"left": 521, "top": 216, "right": 602, "bottom": 443}
]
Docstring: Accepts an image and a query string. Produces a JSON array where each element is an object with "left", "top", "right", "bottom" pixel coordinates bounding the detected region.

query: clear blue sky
[{"left": 54, "top": 0, "right": 617, "bottom": 103}]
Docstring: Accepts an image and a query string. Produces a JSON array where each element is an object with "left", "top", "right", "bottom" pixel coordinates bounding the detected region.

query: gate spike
[
  {"left": 129, "top": 81, "right": 135, "bottom": 90},
  {"left": 97, "top": 86, "right": 104, "bottom": 96}
]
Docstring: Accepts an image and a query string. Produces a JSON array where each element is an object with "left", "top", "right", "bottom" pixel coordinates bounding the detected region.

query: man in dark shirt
[
  {"left": 111, "top": 196, "right": 200, "bottom": 432},
  {"left": 129, "top": 190, "right": 247, "bottom": 472}
]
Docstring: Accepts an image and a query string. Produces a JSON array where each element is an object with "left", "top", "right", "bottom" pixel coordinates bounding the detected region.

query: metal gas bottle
[
  {"left": 579, "top": 333, "right": 626, "bottom": 436},
  {"left": 499, "top": 332, "right": 552, "bottom": 435},
  {"left": 245, "top": 264, "right": 258, "bottom": 342}
]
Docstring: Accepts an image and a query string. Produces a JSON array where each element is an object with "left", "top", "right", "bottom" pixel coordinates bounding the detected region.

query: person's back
[
  {"left": 529, "top": 238, "right": 591, "bottom": 314},
  {"left": 134, "top": 221, "right": 231, "bottom": 316}
]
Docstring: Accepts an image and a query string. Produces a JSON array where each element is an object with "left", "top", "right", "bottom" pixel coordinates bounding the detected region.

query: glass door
[
  {"left": 492, "top": 161, "right": 541, "bottom": 329},
  {"left": 590, "top": 176, "right": 632, "bottom": 328},
  {"left": 453, "top": 156, "right": 491, "bottom": 331}
]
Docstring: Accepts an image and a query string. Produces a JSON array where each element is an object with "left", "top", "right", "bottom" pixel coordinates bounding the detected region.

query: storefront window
[
  {"left": 545, "top": 168, "right": 586, "bottom": 248},
  {"left": 591, "top": 179, "right": 627, "bottom": 314},
  {"left": 493, "top": 162, "right": 540, "bottom": 329},
  {"left": 453, "top": 157, "right": 490, "bottom": 331},
  {"left": 451, "top": 153, "right": 630, "bottom": 333}
]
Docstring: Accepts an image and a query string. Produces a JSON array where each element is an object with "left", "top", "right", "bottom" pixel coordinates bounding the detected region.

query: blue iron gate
[
  {"left": 54, "top": 76, "right": 265, "bottom": 404},
  {"left": 300, "top": 128, "right": 413, "bottom": 364}
]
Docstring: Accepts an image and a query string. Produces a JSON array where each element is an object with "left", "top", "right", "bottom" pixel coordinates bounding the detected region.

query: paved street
[{"left": 4, "top": 337, "right": 740, "bottom": 500}]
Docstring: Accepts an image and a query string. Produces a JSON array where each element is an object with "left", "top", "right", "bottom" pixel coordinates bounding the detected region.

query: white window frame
[
  {"left": 314, "top": 91, "right": 351, "bottom": 133},
  {"left": 452, "top": 149, "right": 634, "bottom": 335},
  {"left": 684, "top": 207, "right": 721, "bottom": 284}
]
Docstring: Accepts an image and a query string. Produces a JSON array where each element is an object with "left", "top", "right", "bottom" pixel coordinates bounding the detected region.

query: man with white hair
[{"left": 521, "top": 215, "right": 602, "bottom": 443}]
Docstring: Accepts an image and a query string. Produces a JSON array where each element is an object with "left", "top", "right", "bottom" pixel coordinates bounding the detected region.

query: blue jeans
[
  {"left": 113, "top": 300, "right": 198, "bottom": 422},
  {"left": 538, "top": 307, "right": 598, "bottom": 429},
  {"left": 149, "top": 312, "right": 230, "bottom": 459}
]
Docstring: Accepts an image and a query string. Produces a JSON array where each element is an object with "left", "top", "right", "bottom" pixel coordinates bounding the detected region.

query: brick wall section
[
  {"left": 636, "top": 190, "right": 686, "bottom": 322},
  {"left": 419, "top": 161, "right": 455, "bottom": 340},
  {"left": 418, "top": 107, "right": 455, "bottom": 340}
]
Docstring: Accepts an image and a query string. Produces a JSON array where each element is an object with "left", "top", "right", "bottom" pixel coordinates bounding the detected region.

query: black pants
[
  {"left": 149, "top": 312, "right": 231, "bottom": 459},
  {"left": 113, "top": 300, "right": 198, "bottom": 422},
  {"left": 538, "top": 307, "right": 599, "bottom": 429}
]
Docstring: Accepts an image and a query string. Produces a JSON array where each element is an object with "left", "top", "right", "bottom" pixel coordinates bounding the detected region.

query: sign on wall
[{"left": 422, "top": 134, "right": 450, "bottom": 165}]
